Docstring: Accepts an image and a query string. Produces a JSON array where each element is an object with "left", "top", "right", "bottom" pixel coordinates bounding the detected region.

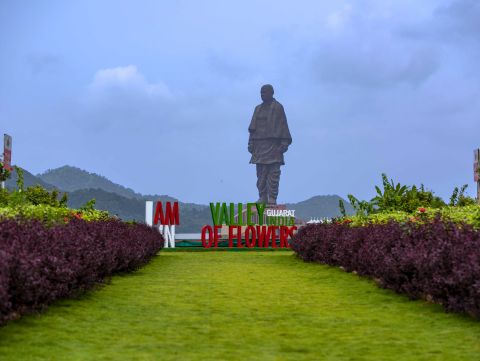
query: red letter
[
  {"left": 153, "top": 202, "right": 163, "bottom": 225},
  {"left": 256, "top": 226, "right": 271, "bottom": 248},
  {"left": 280, "top": 226, "right": 288, "bottom": 248},
  {"left": 213, "top": 225, "right": 222, "bottom": 248},
  {"left": 245, "top": 226, "right": 256, "bottom": 248},
  {"left": 153, "top": 201, "right": 180, "bottom": 225},
  {"left": 201, "top": 225, "right": 213, "bottom": 248},
  {"left": 228, "top": 226, "right": 242, "bottom": 248},
  {"left": 270, "top": 226, "right": 278, "bottom": 248},
  {"left": 164, "top": 202, "right": 180, "bottom": 225},
  {"left": 280, "top": 226, "right": 296, "bottom": 248},
  {"left": 287, "top": 226, "right": 297, "bottom": 248}
]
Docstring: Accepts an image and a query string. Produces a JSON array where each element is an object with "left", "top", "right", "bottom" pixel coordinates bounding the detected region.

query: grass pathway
[{"left": 1, "top": 251, "right": 480, "bottom": 360}]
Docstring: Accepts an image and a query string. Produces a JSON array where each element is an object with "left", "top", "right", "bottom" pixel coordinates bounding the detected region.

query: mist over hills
[{"left": 5, "top": 165, "right": 353, "bottom": 231}]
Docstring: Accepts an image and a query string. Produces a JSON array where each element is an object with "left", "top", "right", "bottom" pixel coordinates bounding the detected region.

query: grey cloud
[
  {"left": 395, "top": 48, "right": 439, "bottom": 86},
  {"left": 26, "top": 53, "right": 62, "bottom": 75},
  {"left": 435, "top": 0, "right": 480, "bottom": 40},
  {"left": 308, "top": 3, "right": 441, "bottom": 88},
  {"left": 314, "top": 44, "right": 439, "bottom": 88},
  {"left": 207, "top": 54, "right": 252, "bottom": 80},
  {"left": 399, "top": 0, "right": 480, "bottom": 44},
  {"left": 78, "top": 65, "right": 176, "bottom": 134},
  {"left": 5, "top": 1, "right": 480, "bottom": 203}
]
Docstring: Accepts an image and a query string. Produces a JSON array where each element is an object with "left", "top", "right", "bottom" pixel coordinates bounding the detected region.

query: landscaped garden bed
[
  {"left": 291, "top": 219, "right": 480, "bottom": 318},
  {"left": 0, "top": 165, "right": 164, "bottom": 325},
  {"left": 292, "top": 174, "right": 480, "bottom": 319}
]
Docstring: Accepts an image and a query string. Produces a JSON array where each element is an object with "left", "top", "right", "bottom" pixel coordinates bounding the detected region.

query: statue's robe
[{"left": 248, "top": 98, "right": 292, "bottom": 165}]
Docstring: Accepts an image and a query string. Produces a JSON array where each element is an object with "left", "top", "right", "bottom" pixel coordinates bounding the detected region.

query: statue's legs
[
  {"left": 266, "top": 163, "right": 281, "bottom": 205},
  {"left": 256, "top": 164, "right": 268, "bottom": 203},
  {"left": 257, "top": 163, "right": 282, "bottom": 204}
]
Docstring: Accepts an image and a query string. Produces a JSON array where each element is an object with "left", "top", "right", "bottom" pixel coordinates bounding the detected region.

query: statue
[{"left": 248, "top": 84, "right": 292, "bottom": 206}]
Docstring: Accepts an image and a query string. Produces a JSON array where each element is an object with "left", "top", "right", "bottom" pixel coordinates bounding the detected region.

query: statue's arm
[
  {"left": 278, "top": 104, "right": 292, "bottom": 152},
  {"left": 248, "top": 136, "right": 253, "bottom": 153},
  {"left": 248, "top": 106, "right": 258, "bottom": 153}
]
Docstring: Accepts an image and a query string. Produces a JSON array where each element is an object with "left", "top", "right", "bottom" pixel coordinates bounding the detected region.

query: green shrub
[
  {"left": 371, "top": 174, "right": 445, "bottom": 213},
  {"left": 14, "top": 165, "right": 24, "bottom": 192},
  {"left": 0, "top": 204, "right": 110, "bottom": 225},
  {"left": 343, "top": 173, "right": 454, "bottom": 216},
  {"left": 24, "top": 185, "right": 68, "bottom": 207},
  {"left": 80, "top": 198, "right": 96, "bottom": 212},
  {"left": 0, "top": 188, "right": 8, "bottom": 207},
  {"left": 343, "top": 205, "right": 480, "bottom": 229},
  {"left": 0, "top": 168, "right": 109, "bottom": 224},
  {"left": 347, "top": 194, "right": 374, "bottom": 218},
  {"left": 2, "top": 166, "right": 69, "bottom": 208},
  {"left": 59, "top": 193, "right": 68, "bottom": 207},
  {"left": 338, "top": 199, "right": 347, "bottom": 217},
  {"left": 449, "top": 185, "right": 476, "bottom": 207},
  {"left": 0, "top": 161, "right": 10, "bottom": 182}
]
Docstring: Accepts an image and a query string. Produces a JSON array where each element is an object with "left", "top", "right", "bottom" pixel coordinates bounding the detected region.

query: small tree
[
  {"left": 14, "top": 165, "right": 24, "bottom": 192},
  {"left": 0, "top": 161, "right": 11, "bottom": 183},
  {"left": 81, "top": 198, "right": 96, "bottom": 211}
]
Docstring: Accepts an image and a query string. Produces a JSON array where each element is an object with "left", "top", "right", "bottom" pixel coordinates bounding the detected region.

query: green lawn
[{"left": 1, "top": 251, "right": 479, "bottom": 360}]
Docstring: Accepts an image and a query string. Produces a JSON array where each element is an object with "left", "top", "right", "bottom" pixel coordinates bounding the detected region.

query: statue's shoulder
[{"left": 273, "top": 99, "right": 284, "bottom": 110}]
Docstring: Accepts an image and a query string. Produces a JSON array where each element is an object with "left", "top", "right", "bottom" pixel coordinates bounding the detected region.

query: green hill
[
  {"left": 38, "top": 166, "right": 142, "bottom": 199},
  {"left": 286, "top": 195, "right": 354, "bottom": 220},
  {"left": 5, "top": 167, "right": 56, "bottom": 190},
  {"left": 67, "top": 188, "right": 210, "bottom": 232},
  {"left": 5, "top": 165, "right": 353, "bottom": 231}
]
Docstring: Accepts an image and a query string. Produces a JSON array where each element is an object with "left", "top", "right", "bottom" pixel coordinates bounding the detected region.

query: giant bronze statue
[{"left": 248, "top": 84, "right": 292, "bottom": 206}]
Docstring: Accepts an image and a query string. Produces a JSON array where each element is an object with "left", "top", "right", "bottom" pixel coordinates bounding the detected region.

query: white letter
[{"left": 145, "top": 201, "right": 153, "bottom": 226}]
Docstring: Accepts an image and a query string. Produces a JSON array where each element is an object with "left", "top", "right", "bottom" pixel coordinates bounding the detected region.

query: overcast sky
[{"left": 0, "top": 0, "right": 479, "bottom": 204}]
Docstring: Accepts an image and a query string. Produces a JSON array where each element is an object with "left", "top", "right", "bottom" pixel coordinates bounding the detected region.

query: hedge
[
  {"left": 290, "top": 219, "right": 480, "bottom": 319},
  {"left": 0, "top": 218, "right": 163, "bottom": 325}
]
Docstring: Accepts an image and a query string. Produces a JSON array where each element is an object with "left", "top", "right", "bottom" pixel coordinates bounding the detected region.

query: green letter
[
  {"left": 210, "top": 203, "right": 221, "bottom": 225},
  {"left": 219, "top": 203, "right": 230, "bottom": 225},
  {"left": 229, "top": 203, "right": 236, "bottom": 226},
  {"left": 246, "top": 203, "right": 255, "bottom": 226},
  {"left": 255, "top": 203, "right": 266, "bottom": 225},
  {"left": 238, "top": 203, "right": 244, "bottom": 225}
]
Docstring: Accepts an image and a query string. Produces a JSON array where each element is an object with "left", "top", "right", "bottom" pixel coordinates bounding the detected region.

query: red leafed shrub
[
  {"left": 290, "top": 219, "right": 480, "bottom": 319},
  {"left": 0, "top": 218, "right": 163, "bottom": 325}
]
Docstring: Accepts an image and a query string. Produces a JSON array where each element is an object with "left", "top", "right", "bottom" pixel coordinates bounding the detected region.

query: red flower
[
  {"left": 343, "top": 219, "right": 353, "bottom": 224},
  {"left": 418, "top": 207, "right": 426, "bottom": 213}
]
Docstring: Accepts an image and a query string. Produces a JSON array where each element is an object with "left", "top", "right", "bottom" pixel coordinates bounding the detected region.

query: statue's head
[{"left": 260, "top": 84, "right": 274, "bottom": 103}]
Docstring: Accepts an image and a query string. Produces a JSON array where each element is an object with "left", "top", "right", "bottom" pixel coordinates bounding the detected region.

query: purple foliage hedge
[
  {"left": 0, "top": 218, "right": 163, "bottom": 325},
  {"left": 291, "top": 219, "right": 480, "bottom": 318}
]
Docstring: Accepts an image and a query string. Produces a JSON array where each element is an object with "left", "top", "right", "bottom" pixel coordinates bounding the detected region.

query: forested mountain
[
  {"left": 6, "top": 167, "right": 55, "bottom": 190},
  {"left": 5, "top": 165, "right": 354, "bottom": 232},
  {"left": 286, "top": 195, "right": 354, "bottom": 220},
  {"left": 38, "top": 166, "right": 142, "bottom": 199}
]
